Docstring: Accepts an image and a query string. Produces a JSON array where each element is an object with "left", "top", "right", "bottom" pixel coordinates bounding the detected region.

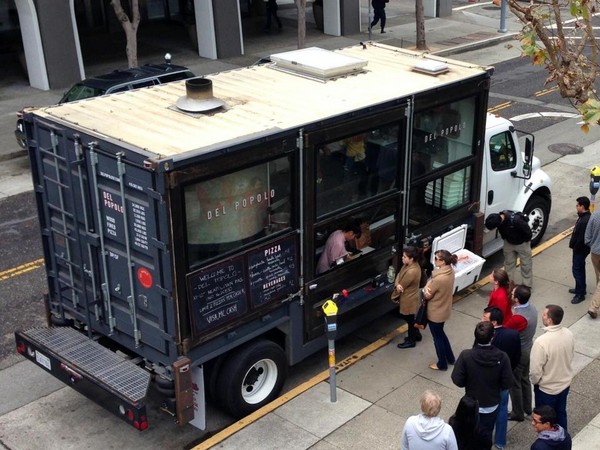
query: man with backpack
[{"left": 485, "top": 210, "right": 533, "bottom": 289}]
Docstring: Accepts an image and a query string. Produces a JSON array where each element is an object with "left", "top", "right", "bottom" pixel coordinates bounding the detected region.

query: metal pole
[
  {"left": 327, "top": 337, "right": 337, "bottom": 402},
  {"left": 498, "top": 0, "right": 507, "bottom": 33},
  {"left": 368, "top": 0, "right": 372, "bottom": 40}
]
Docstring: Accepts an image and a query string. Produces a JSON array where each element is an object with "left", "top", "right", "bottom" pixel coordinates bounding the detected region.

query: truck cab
[{"left": 480, "top": 113, "right": 552, "bottom": 256}]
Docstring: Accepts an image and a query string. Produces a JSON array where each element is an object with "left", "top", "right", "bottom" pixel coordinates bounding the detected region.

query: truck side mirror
[{"left": 523, "top": 138, "right": 533, "bottom": 179}]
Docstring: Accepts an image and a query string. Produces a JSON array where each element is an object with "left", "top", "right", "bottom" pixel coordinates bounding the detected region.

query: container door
[
  {"left": 302, "top": 108, "right": 408, "bottom": 342},
  {"left": 29, "top": 119, "right": 176, "bottom": 363}
]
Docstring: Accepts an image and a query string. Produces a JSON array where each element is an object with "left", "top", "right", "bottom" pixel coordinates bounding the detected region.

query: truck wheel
[
  {"left": 215, "top": 340, "right": 287, "bottom": 418},
  {"left": 524, "top": 196, "right": 550, "bottom": 247}
]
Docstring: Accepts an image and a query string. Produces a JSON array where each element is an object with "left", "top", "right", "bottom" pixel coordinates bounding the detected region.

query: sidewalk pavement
[{"left": 198, "top": 236, "right": 600, "bottom": 450}]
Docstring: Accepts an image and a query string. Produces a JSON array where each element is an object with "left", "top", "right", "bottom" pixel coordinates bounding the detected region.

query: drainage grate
[
  {"left": 23, "top": 327, "right": 150, "bottom": 402},
  {"left": 548, "top": 143, "right": 584, "bottom": 155}
]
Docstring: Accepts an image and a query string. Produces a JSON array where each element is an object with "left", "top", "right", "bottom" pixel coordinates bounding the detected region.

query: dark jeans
[
  {"left": 509, "top": 350, "right": 532, "bottom": 419},
  {"left": 479, "top": 408, "right": 499, "bottom": 445},
  {"left": 370, "top": 8, "right": 386, "bottom": 30},
  {"left": 534, "top": 385, "right": 570, "bottom": 431},
  {"left": 429, "top": 321, "right": 455, "bottom": 370},
  {"left": 572, "top": 252, "right": 588, "bottom": 296}
]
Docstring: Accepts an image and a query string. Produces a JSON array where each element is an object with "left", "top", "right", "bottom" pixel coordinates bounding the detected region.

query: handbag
[{"left": 414, "top": 289, "right": 428, "bottom": 329}]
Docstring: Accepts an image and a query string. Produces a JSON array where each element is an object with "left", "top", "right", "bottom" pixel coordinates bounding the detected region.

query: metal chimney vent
[{"left": 176, "top": 77, "right": 224, "bottom": 112}]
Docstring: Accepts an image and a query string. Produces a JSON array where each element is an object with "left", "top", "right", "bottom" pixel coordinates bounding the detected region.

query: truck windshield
[{"left": 185, "top": 156, "right": 292, "bottom": 267}]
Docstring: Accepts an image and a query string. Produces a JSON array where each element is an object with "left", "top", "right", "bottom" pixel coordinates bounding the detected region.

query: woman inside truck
[{"left": 315, "top": 219, "right": 362, "bottom": 274}]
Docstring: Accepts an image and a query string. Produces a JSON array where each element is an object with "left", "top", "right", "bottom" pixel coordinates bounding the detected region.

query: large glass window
[
  {"left": 408, "top": 96, "right": 478, "bottom": 228},
  {"left": 314, "top": 199, "right": 397, "bottom": 275},
  {"left": 489, "top": 131, "right": 517, "bottom": 171},
  {"left": 316, "top": 124, "right": 400, "bottom": 217},
  {"left": 185, "top": 156, "right": 291, "bottom": 267},
  {"left": 411, "top": 97, "right": 476, "bottom": 180}
]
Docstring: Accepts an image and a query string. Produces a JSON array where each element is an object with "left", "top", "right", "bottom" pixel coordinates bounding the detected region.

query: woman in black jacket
[{"left": 449, "top": 396, "right": 492, "bottom": 450}]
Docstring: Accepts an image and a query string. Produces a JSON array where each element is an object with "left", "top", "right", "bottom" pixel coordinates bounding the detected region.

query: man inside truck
[{"left": 316, "top": 219, "right": 362, "bottom": 274}]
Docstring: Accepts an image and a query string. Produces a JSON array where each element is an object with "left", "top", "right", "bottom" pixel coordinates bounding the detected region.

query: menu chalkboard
[
  {"left": 189, "top": 257, "right": 247, "bottom": 333},
  {"left": 248, "top": 237, "right": 297, "bottom": 307}
]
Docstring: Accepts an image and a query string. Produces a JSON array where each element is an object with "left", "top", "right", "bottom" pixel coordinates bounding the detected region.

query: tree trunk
[
  {"left": 110, "top": 0, "right": 141, "bottom": 68},
  {"left": 415, "top": 0, "right": 428, "bottom": 51},
  {"left": 296, "top": 0, "right": 307, "bottom": 49}
]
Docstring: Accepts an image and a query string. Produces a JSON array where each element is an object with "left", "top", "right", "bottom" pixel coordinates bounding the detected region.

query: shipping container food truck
[{"left": 14, "top": 43, "right": 551, "bottom": 430}]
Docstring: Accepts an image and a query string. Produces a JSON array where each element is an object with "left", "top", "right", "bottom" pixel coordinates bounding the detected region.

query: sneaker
[
  {"left": 568, "top": 288, "right": 577, "bottom": 294},
  {"left": 571, "top": 295, "right": 585, "bottom": 304}
]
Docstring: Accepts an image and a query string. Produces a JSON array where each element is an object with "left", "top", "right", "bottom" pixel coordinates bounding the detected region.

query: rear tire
[
  {"left": 215, "top": 340, "right": 287, "bottom": 419},
  {"left": 524, "top": 195, "right": 550, "bottom": 247}
]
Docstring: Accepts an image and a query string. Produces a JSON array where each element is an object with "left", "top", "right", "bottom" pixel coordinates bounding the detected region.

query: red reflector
[
  {"left": 16, "top": 342, "right": 26, "bottom": 354},
  {"left": 133, "top": 421, "right": 140, "bottom": 429},
  {"left": 140, "top": 420, "right": 148, "bottom": 430},
  {"left": 137, "top": 267, "right": 153, "bottom": 289},
  {"left": 127, "top": 410, "right": 134, "bottom": 420}
]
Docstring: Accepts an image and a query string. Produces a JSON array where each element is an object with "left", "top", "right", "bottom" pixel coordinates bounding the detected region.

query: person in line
[
  {"left": 482, "top": 307, "right": 521, "bottom": 450},
  {"left": 487, "top": 268, "right": 512, "bottom": 322},
  {"left": 569, "top": 196, "right": 591, "bottom": 304},
  {"left": 530, "top": 405, "right": 572, "bottom": 450},
  {"left": 401, "top": 390, "right": 458, "bottom": 450},
  {"left": 316, "top": 219, "right": 362, "bottom": 274},
  {"left": 505, "top": 285, "right": 538, "bottom": 422},
  {"left": 530, "top": 304, "right": 574, "bottom": 431},
  {"left": 393, "top": 246, "right": 424, "bottom": 348},
  {"left": 422, "top": 249, "right": 457, "bottom": 371},
  {"left": 370, "top": 0, "right": 388, "bottom": 34},
  {"left": 264, "top": 0, "right": 282, "bottom": 32},
  {"left": 584, "top": 208, "right": 600, "bottom": 318},
  {"left": 451, "top": 321, "right": 513, "bottom": 444},
  {"left": 485, "top": 211, "right": 533, "bottom": 289},
  {"left": 448, "top": 395, "right": 492, "bottom": 450}
]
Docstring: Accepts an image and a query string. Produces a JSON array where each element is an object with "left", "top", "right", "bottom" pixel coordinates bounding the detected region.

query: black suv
[{"left": 15, "top": 54, "right": 195, "bottom": 148}]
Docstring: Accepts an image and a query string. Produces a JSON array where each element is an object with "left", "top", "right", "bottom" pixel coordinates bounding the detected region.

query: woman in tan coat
[
  {"left": 423, "top": 249, "right": 457, "bottom": 371},
  {"left": 391, "top": 246, "right": 424, "bottom": 348}
]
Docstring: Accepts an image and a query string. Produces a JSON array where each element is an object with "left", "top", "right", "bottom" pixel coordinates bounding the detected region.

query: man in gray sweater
[{"left": 584, "top": 210, "right": 600, "bottom": 318}]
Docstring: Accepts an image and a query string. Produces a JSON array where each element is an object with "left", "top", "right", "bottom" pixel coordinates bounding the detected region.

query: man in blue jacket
[{"left": 452, "top": 321, "right": 513, "bottom": 444}]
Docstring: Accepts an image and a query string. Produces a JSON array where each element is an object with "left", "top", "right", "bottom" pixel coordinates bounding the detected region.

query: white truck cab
[{"left": 480, "top": 113, "right": 552, "bottom": 256}]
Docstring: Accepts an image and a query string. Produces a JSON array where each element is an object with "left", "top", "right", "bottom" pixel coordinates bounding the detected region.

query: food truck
[{"left": 14, "top": 43, "right": 551, "bottom": 430}]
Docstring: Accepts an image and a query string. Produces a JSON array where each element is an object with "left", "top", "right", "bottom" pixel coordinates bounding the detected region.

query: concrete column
[
  {"left": 323, "top": 0, "right": 360, "bottom": 36},
  {"left": 16, "top": 0, "right": 84, "bottom": 90},
  {"left": 195, "top": 0, "right": 243, "bottom": 60}
]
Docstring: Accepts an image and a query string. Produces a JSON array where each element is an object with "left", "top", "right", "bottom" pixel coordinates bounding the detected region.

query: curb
[{"left": 432, "top": 31, "right": 519, "bottom": 57}]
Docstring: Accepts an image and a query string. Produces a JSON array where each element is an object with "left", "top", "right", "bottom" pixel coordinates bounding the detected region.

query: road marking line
[
  {"left": 488, "top": 101, "right": 512, "bottom": 113},
  {"left": 509, "top": 112, "right": 579, "bottom": 122},
  {"left": 535, "top": 86, "right": 559, "bottom": 96},
  {"left": 0, "top": 258, "right": 45, "bottom": 281}
]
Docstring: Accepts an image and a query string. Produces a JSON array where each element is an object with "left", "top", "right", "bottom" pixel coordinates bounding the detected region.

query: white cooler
[{"left": 431, "top": 224, "right": 486, "bottom": 294}]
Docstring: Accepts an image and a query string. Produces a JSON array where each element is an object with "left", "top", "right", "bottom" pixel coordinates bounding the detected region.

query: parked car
[{"left": 14, "top": 54, "right": 195, "bottom": 149}]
